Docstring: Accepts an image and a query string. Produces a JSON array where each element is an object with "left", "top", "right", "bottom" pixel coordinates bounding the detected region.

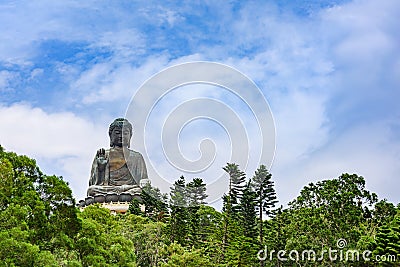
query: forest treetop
[{"left": 0, "top": 145, "right": 399, "bottom": 266}]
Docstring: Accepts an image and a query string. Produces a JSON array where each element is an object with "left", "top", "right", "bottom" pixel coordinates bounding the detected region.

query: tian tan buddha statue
[{"left": 87, "top": 118, "right": 149, "bottom": 198}]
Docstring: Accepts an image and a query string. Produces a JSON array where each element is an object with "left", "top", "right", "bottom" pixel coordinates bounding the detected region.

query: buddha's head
[{"left": 108, "top": 118, "right": 133, "bottom": 148}]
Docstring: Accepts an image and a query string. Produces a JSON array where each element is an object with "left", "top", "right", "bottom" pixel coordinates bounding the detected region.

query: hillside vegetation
[{"left": 0, "top": 145, "right": 399, "bottom": 266}]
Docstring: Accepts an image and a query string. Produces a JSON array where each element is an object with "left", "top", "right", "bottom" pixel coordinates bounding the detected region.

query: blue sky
[{"left": 0, "top": 0, "right": 399, "bottom": 206}]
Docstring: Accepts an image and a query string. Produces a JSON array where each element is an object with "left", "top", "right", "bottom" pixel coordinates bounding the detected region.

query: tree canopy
[{"left": 0, "top": 145, "right": 398, "bottom": 266}]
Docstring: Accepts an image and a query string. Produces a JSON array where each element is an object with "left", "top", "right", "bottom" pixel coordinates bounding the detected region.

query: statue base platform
[
  {"left": 79, "top": 201, "right": 145, "bottom": 215},
  {"left": 78, "top": 193, "right": 144, "bottom": 214}
]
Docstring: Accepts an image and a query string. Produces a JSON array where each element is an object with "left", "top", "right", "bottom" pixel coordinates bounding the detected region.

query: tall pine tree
[
  {"left": 223, "top": 163, "right": 246, "bottom": 210},
  {"left": 251, "top": 165, "right": 278, "bottom": 267},
  {"left": 138, "top": 183, "right": 168, "bottom": 221},
  {"left": 221, "top": 163, "right": 247, "bottom": 261},
  {"left": 240, "top": 180, "right": 257, "bottom": 239},
  {"left": 186, "top": 178, "right": 208, "bottom": 247},
  {"left": 169, "top": 176, "right": 189, "bottom": 246},
  {"left": 372, "top": 214, "right": 400, "bottom": 265},
  {"left": 186, "top": 178, "right": 207, "bottom": 207}
]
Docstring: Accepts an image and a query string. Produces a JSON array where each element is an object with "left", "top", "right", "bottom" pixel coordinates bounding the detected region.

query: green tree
[
  {"left": 0, "top": 148, "right": 80, "bottom": 255},
  {"left": 140, "top": 183, "right": 168, "bottom": 221},
  {"left": 283, "top": 173, "right": 378, "bottom": 266},
  {"left": 251, "top": 164, "right": 278, "bottom": 260},
  {"left": 263, "top": 207, "right": 291, "bottom": 266},
  {"left": 186, "top": 178, "right": 207, "bottom": 207},
  {"left": 159, "top": 242, "right": 213, "bottom": 267},
  {"left": 221, "top": 163, "right": 247, "bottom": 261},
  {"left": 224, "top": 234, "right": 259, "bottom": 267},
  {"left": 0, "top": 232, "right": 59, "bottom": 267},
  {"left": 289, "top": 173, "right": 377, "bottom": 243},
  {"left": 128, "top": 198, "right": 143, "bottom": 215},
  {"left": 240, "top": 180, "right": 257, "bottom": 240},
  {"left": 372, "top": 212, "right": 400, "bottom": 266},
  {"left": 169, "top": 176, "right": 189, "bottom": 246},
  {"left": 76, "top": 205, "right": 136, "bottom": 267},
  {"left": 373, "top": 199, "right": 397, "bottom": 226},
  {"left": 0, "top": 157, "right": 14, "bottom": 209},
  {"left": 38, "top": 174, "right": 81, "bottom": 251},
  {"left": 114, "top": 213, "right": 168, "bottom": 267},
  {"left": 223, "top": 163, "right": 246, "bottom": 207},
  {"left": 186, "top": 178, "right": 208, "bottom": 247}
]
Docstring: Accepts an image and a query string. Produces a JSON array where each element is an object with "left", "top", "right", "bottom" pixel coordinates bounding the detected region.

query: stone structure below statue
[
  {"left": 79, "top": 196, "right": 145, "bottom": 214},
  {"left": 79, "top": 118, "right": 150, "bottom": 213}
]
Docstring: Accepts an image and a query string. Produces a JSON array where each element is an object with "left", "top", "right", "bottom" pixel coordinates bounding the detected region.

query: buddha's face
[{"left": 110, "top": 127, "right": 131, "bottom": 147}]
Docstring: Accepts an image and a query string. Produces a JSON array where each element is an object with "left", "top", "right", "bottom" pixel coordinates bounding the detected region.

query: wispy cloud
[
  {"left": 0, "top": 103, "right": 109, "bottom": 198},
  {"left": 0, "top": 0, "right": 398, "bottom": 205}
]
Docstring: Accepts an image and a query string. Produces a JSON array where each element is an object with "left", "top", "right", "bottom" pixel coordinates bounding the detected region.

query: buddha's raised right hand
[{"left": 96, "top": 148, "right": 108, "bottom": 172}]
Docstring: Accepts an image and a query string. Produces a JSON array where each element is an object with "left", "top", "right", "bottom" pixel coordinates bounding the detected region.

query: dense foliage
[{"left": 0, "top": 145, "right": 399, "bottom": 266}]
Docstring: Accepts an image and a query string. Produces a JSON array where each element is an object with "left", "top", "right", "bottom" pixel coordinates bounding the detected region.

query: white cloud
[
  {"left": 319, "top": 0, "right": 400, "bottom": 97},
  {"left": 138, "top": 6, "right": 184, "bottom": 27},
  {"left": 72, "top": 55, "right": 171, "bottom": 104},
  {"left": 278, "top": 120, "right": 400, "bottom": 204},
  {"left": 92, "top": 29, "right": 147, "bottom": 60},
  {"left": 29, "top": 68, "right": 44, "bottom": 80},
  {"left": 0, "top": 103, "right": 109, "bottom": 199},
  {"left": 124, "top": 0, "right": 400, "bottom": 206},
  {"left": 274, "top": 91, "right": 329, "bottom": 164},
  {"left": 267, "top": 0, "right": 400, "bottom": 205},
  {"left": 0, "top": 70, "right": 18, "bottom": 91},
  {"left": 210, "top": 0, "right": 400, "bottom": 206},
  {"left": 1, "top": 0, "right": 399, "bottom": 208}
]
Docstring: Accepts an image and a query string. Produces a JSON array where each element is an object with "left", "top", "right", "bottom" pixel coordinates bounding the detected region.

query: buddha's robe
[{"left": 87, "top": 147, "right": 148, "bottom": 196}]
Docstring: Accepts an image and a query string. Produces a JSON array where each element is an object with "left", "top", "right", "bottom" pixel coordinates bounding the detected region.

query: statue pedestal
[
  {"left": 79, "top": 201, "right": 145, "bottom": 215},
  {"left": 78, "top": 192, "right": 142, "bottom": 214}
]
